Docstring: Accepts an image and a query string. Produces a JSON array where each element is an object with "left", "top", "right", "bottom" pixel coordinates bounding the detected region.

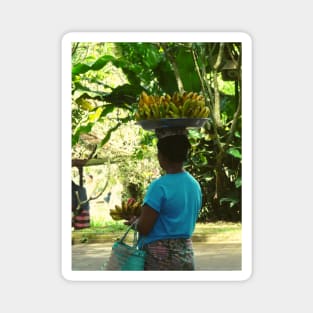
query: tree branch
[
  {"left": 160, "top": 43, "right": 185, "bottom": 93},
  {"left": 213, "top": 43, "right": 224, "bottom": 70},
  {"left": 191, "top": 46, "right": 222, "bottom": 153},
  {"left": 224, "top": 80, "right": 241, "bottom": 149},
  {"left": 72, "top": 43, "right": 79, "bottom": 57}
]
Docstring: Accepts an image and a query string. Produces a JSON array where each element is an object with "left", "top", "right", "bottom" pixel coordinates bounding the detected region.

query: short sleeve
[{"left": 143, "top": 180, "right": 164, "bottom": 213}]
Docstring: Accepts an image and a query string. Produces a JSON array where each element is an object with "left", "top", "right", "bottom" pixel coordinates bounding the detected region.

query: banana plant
[{"left": 71, "top": 42, "right": 242, "bottom": 221}]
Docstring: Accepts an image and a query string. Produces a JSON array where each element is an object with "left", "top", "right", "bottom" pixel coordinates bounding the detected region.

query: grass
[
  {"left": 193, "top": 222, "right": 241, "bottom": 243},
  {"left": 73, "top": 220, "right": 242, "bottom": 244},
  {"left": 74, "top": 220, "right": 128, "bottom": 234},
  {"left": 194, "top": 222, "right": 241, "bottom": 234}
]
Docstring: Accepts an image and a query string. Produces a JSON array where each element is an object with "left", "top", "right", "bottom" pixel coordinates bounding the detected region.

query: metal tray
[{"left": 136, "top": 118, "right": 208, "bottom": 130}]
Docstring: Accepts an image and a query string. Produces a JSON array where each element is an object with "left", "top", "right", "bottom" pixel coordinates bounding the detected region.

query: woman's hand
[
  {"left": 123, "top": 205, "right": 159, "bottom": 235},
  {"left": 123, "top": 215, "right": 138, "bottom": 226}
]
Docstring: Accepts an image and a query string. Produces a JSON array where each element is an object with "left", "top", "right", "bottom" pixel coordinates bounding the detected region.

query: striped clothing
[
  {"left": 72, "top": 210, "right": 90, "bottom": 229},
  {"left": 72, "top": 181, "right": 90, "bottom": 229}
]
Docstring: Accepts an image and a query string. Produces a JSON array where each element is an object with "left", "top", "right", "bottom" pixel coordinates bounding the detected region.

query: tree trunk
[
  {"left": 160, "top": 43, "right": 185, "bottom": 93},
  {"left": 212, "top": 69, "right": 222, "bottom": 128},
  {"left": 212, "top": 43, "right": 224, "bottom": 128}
]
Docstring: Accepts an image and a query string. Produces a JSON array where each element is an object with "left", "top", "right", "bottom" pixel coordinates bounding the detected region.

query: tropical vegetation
[{"left": 71, "top": 42, "right": 242, "bottom": 222}]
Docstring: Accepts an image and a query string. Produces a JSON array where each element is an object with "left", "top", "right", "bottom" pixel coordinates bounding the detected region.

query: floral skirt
[{"left": 143, "top": 238, "right": 195, "bottom": 271}]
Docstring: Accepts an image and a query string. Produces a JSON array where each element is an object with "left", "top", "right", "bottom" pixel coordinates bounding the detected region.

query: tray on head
[{"left": 136, "top": 118, "right": 208, "bottom": 130}]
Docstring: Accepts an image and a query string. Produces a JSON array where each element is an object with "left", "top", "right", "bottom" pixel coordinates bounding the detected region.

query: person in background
[
  {"left": 125, "top": 134, "right": 202, "bottom": 270},
  {"left": 86, "top": 174, "right": 93, "bottom": 184},
  {"left": 72, "top": 180, "right": 90, "bottom": 230},
  {"left": 104, "top": 191, "right": 112, "bottom": 204},
  {"left": 85, "top": 174, "right": 95, "bottom": 199}
]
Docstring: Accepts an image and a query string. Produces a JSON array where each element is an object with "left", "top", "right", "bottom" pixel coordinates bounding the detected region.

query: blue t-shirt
[{"left": 141, "top": 171, "right": 202, "bottom": 245}]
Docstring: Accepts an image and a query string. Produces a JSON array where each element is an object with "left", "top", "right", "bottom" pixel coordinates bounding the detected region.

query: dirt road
[{"left": 72, "top": 242, "right": 241, "bottom": 271}]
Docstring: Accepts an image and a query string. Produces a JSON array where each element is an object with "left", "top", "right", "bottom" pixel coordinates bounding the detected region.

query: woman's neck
[{"left": 164, "top": 164, "right": 184, "bottom": 174}]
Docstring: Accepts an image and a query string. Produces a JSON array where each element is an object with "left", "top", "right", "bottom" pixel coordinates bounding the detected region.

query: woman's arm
[{"left": 136, "top": 204, "right": 159, "bottom": 235}]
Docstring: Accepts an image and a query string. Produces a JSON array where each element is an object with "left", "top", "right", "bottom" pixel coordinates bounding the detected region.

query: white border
[{"left": 61, "top": 32, "right": 252, "bottom": 282}]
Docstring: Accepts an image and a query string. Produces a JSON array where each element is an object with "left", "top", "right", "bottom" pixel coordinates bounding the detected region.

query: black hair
[{"left": 157, "top": 135, "right": 191, "bottom": 163}]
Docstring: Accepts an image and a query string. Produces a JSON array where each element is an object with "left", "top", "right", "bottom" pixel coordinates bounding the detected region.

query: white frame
[{"left": 62, "top": 32, "right": 253, "bottom": 281}]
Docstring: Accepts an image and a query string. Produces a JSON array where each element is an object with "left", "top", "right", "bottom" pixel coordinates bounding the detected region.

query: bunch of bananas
[
  {"left": 135, "top": 91, "right": 210, "bottom": 121},
  {"left": 109, "top": 198, "right": 142, "bottom": 221}
]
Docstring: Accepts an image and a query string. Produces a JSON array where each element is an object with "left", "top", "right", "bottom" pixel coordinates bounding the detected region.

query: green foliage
[
  {"left": 71, "top": 42, "right": 243, "bottom": 222},
  {"left": 75, "top": 220, "right": 128, "bottom": 232},
  {"left": 185, "top": 93, "right": 242, "bottom": 221},
  {"left": 175, "top": 46, "right": 202, "bottom": 91},
  {"left": 153, "top": 59, "right": 178, "bottom": 94},
  {"left": 118, "top": 137, "right": 159, "bottom": 202},
  {"left": 72, "top": 55, "right": 115, "bottom": 76},
  {"left": 227, "top": 147, "right": 242, "bottom": 159}
]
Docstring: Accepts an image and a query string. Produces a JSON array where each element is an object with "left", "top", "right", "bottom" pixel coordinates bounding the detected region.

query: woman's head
[{"left": 157, "top": 134, "right": 191, "bottom": 164}]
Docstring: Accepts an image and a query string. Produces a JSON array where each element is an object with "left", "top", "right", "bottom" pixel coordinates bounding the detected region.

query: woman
[{"left": 127, "top": 134, "right": 202, "bottom": 270}]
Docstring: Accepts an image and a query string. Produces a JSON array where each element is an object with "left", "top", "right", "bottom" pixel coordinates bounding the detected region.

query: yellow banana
[
  {"left": 137, "top": 91, "right": 207, "bottom": 120},
  {"left": 133, "top": 201, "right": 141, "bottom": 208},
  {"left": 165, "top": 94, "right": 171, "bottom": 102},
  {"left": 202, "top": 107, "right": 210, "bottom": 117},
  {"left": 114, "top": 205, "right": 122, "bottom": 214},
  {"left": 196, "top": 100, "right": 205, "bottom": 109},
  {"left": 185, "top": 91, "right": 194, "bottom": 100},
  {"left": 150, "top": 104, "right": 156, "bottom": 119},
  {"left": 110, "top": 213, "right": 121, "bottom": 221},
  {"left": 190, "top": 105, "right": 202, "bottom": 118},
  {"left": 149, "top": 104, "right": 156, "bottom": 119},
  {"left": 141, "top": 91, "right": 150, "bottom": 104},
  {"left": 134, "top": 203, "right": 142, "bottom": 217},
  {"left": 182, "top": 99, "right": 192, "bottom": 117},
  {"left": 158, "top": 103, "right": 166, "bottom": 118},
  {"left": 122, "top": 201, "right": 127, "bottom": 211},
  {"left": 110, "top": 209, "right": 122, "bottom": 220},
  {"left": 172, "top": 92, "right": 179, "bottom": 104},
  {"left": 197, "top": 107, "right": 209, "bottom": 118},
  {"left": 187, "top": 100, "right": 204, "bottom": 118},
  {"left": 148, "top": 95, "right": 155, "bottom": 105},
  {"left": 169, "top": 102, "right": 181, "bottom": 116},
  {"left": 149, "top": 95, "right": 154, "bottom": 104},
  {"left": 184, "top": 100, "right": 198, "bottom": 117},
  {"left": 138, "top": 107, "right": 146, "bottom": 119},
  {"left": 126, "top": 202, "right": 134, "bottom": 216},
  {"left": 139, "top": 95, "right": 145, "bottom": 107},
  {"left": 135, "top": 111, "right": 141, "bottom": 121},
  {"left": 143, "top": 104, "right": 152, "bottom": 119},
  {"left": 192, "top": 92, "right": 199, "bottom": 100},
  {"left": 168, "top": 110, "right": 180, "bottom": 118},
  {"left": 151, "top": 103, "right": 160, "bottom": 119},
  {"left": 131, "top": 202, "right": 141, "bottom": 216},
  {"left": 181, "top": 91, "right": 188, "bottom": 102},
  {"left": 163, "top": 101, "right": 170, "bottom": 115}
]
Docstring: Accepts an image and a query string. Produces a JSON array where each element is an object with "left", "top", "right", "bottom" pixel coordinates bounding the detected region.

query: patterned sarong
[{"left": 143, "top": 238, "right": 195, "bottom": 270}]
